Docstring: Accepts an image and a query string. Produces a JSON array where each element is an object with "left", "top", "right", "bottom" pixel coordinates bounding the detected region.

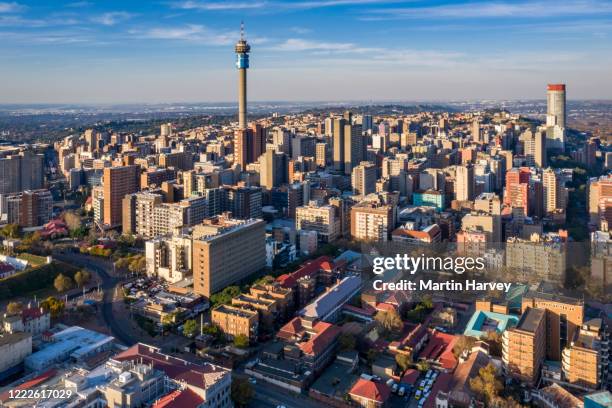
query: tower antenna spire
[{"left": 240, "top": 21, "right": 245, "bottom": 41}]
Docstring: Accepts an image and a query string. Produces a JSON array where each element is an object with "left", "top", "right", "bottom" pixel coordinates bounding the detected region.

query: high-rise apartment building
[
  {"left": 524, "top": 129, "right": 546, "bottom": 167},
  {"left": 588, "top": 175, "right": 612, "bottom": 228},
  {"left": 260, "top": 149, "right": 287, "bottom": 190},
  {"left": 543, "top": 168, "right": 567, "bottom": 215},
  {"left": 0, "top": 189, "right": 52, "bottom": 227},
  {"left": 332, "top": 117, "right": 347, "bottom": 172},
  {"left": 192, "top": 216, "right": 266, "bottom": 297},
  {"left": 456, "top": 164, "right": 475, "bottom": 202},
  {"left": 102, "top": 165, "right": 140, "bottom": 227},
  {"left": 521, "top": 291, "right": 584, "bottom": 361},
  {"left": 344, "top": 122, "right": 364, "bottom": 175},
  {"left": 0, "top": 151, "right": 44, "bottom": 195},
  {"left": 502, "top": 307, "right": 546, "bottom": 385},
  {"left": 350, "top": 202, "right": 395, "bottom": 242},
  {"left": 562, "top": 318, "right": 609, "bottom": 390},
  {"left": 547, "top": 84, "right": 566, "bottom": 129},
  {"left": 296, "top": 201, "right": 340, "bottom": 243},
  {"left": 351, "top": 161, "right": 377, "bottom": 196}
]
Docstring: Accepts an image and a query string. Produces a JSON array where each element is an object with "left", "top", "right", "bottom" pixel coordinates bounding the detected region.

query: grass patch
[
  {"left": 15, "top": 253, "right": 47, "bottom": 267},
  {"left": 0, "top": 261, "right": 79, "bottom": 299}
]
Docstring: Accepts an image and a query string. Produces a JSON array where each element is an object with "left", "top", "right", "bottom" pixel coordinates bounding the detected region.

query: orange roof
[
  {"left": 298, "top": 321, "right": 340, "bottom": 356},
  {"left": 276, "top": 256, "right": 333, "bottom": 288},
  {"left": 350, "top": 379, "right": 391, "bottom": 403},
  {"left": 153, "top": 388, "right": 204, "bottom": 408},
  {"left": 0, "top": 369, "right": 56, "bottom": 402}
]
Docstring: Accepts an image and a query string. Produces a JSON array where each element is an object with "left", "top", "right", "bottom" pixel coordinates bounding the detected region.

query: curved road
[{"left": 54, "top": 252, "right": 136, "bottom": 346}]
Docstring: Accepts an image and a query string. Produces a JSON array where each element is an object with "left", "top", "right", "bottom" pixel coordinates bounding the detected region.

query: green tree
[
  {"left": 482, "top": 331, "right": 503, "bottom": 358},
  {"left": 395, "top": 353, "right": 411, "bottom": 372},
  {"left": 74, "top": 270, "right": 91, "bottom": 288},
  {"left": 210, "top": 286, "right": 242, "bottom": 307},
  {"left": 233, "top": 334, "right": 250, "bottom": 349},
  {"left": 0, "top": 224, "right": 20, "bottom": 239},
  {"left": 54, "top": 273, "right": 74, "bottom": 293},
  {"left": 6, "top": 301, "right": 23, "bottom": 315},
  {"left": 375, "top": 309, "right": 403, "bottom": 335},
  {"left": 231, "top": 378, "right": 254, "bottom": 407},
  {"left": 469, "top": 363, "right": 503, "bottom": 404},
  {"left": 183, "top": 319, "right": 198, "bottom": 338},
  {"left": 128, "top": 255, "right": 146, "bottom": 275},
  {"left": 40, "top": 296, "right": 65, "bottom": 318},
  {"left": 338, "top": 333, "right": 356, "bottom": 350},
  {"left": 453, "top": 335, "right": 477, "bottom": 358},
  {"left": 416, "top": 360, "right": 431, "bottom": 372}
]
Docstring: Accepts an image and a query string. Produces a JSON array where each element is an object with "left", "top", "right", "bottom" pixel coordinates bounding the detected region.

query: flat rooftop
[{"left": 516, "top": 307, "right": 545, "bottom": 333}]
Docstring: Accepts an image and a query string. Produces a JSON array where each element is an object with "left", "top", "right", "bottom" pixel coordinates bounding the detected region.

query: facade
[
  {"left": 296, "top": 201, "right": 340, "bottom": 243},
  {"left": 211, "top": 304, "right": 259, "bottom": 340},
  {"left": 350, "top": 202, "right": 394, "bottom": 242},
  {"left": 547, "top": 84, "right": 566, "bottom": 129},
  {"left": 103, "top": 165, "right": 140, "bottom": 227},
  {"left": 111, "top": 343, "right": 232, "bottom": 408},
  {"left": 502, "top": 307, "right": 546, "bottom": 385},
  {"left": 0, "top": 332, "right": 32, "bottom": 380},
  {"left": 192, "top": 216, "right": 266, "bottom": 297},
  {"left": 352, "top": 161, "right": 377, "bottom": 196},
  {"left": 0, "top": 151, "right": 44, "bottom": 195},
  {"left": 456, "top": 164, "right": 475, "bottom": 201},
  {"left": 506, "top": 236, "right": 567, "bottom": 283},
  {"left": 562, "top": 318, "right": 609, "bottom": 390},
  {"left": 521, "top": 291, "right": 584, "bottom": 361},
  {"left": 0, "top": 189, "right": 52, "bottom": 227},
  {"left": 145, "top": 235, "right": 193, "bottom": 283}
]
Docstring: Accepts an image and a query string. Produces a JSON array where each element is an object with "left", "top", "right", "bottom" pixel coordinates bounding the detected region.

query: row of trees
[{"left": 53, "top": 270, "right": 91, "bottom": 293}]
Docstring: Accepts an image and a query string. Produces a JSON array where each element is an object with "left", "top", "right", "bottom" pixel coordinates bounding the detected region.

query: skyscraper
[
  {"left": 235, "top": 22, "right": 250, "bottom": 130},
  {"left": 332, "top": 117, "right": 346, "bottom": 172},
  {"left": 456, "top": 164, "right": 475, "bottom": 201},
  {"left": 233, "top": 23, "right": 251, "bottom": 169},
  {"left": 103, "top": 165, "right": 140, "bottom": 227},
  {"left": 344, "top": 122, "right": 364, "bottom": 175},
  {"left": 547, "top": 84, "right": 566, "bottom": 129}
]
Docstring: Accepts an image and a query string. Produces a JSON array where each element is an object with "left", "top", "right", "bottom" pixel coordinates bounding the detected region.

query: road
[{"left": 54, "top": 251, "right": 137, "bottom": 346}]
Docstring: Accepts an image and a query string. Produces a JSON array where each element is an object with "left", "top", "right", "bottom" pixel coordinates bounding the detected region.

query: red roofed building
[
  {"left": 277, "top": 317, "right": 340, "bottom": 374},
  {"left": 276, "top": 256, "right": 341, "bottom": 307},
  {"left": 3, "top": 305, "right": 50, "bottom": 336},
  {"left": 418, "top": 331, "right": 458, "bottom": 371},
  {"left": 152, "top": 388, "right": 205, "bottom": 408},
  {"left": 349, "top": 378, "right": 391, "bottom": 408},
  {"left": 110, "top": 343, "right": 231, "bottom": 408}
]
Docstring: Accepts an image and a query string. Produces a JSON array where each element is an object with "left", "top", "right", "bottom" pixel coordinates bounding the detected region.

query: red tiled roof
[
  {"left": 152, "top": 388, "right": 204, "bottom": 408},
  {"left": 276, "top": 256, "right": 333, "bottom": 288},
  {"left": 298, "top": 322, "right": 340, "bottom": 356},
  {"left": 418, "top": 331, "right": 458, "bottom": 370},
  {"left": 0, "top": 369, "right": 56, "bottom": 402},
  {"left": 277, "top": 317, "right": 304, "bottom": 341},
  {"left": 22, "top": 307, "right": 47, "bottom": 322},
  {"left": 113, "top": 344, "right": 228, "bottom": 389},
  {"left": 350, "top": 379, "right": 391, "bottom": 403}
]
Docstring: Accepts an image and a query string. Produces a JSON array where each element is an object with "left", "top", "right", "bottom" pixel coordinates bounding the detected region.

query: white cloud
[
  {"left": 0, "top": 2, "right": 24, "bottom": 13},
  {"left": 131, "top": 24, "right": 236, "bottom": 45},
  {"left": 173, "top": 1, "right": 268, "bottom": 10},
  {"left": 91, "top": 11, "right": 133, "bottom": 26},
  {"left": 367, "top": 0, "right": 612, "bottom": 20}
]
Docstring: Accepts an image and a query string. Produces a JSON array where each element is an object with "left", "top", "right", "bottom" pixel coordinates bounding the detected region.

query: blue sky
[{"left": 0, "top": 0, "right": 611, "bottom": 103}]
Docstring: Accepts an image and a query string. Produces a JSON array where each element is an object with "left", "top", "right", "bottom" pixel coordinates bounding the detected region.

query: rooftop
[{"left": 516, "top": 307, "right": 545, "bottom": 333}]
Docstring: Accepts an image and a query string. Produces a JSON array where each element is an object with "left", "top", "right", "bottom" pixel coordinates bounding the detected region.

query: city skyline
[{"left": 1, "top": 0, "right": 611, "bottom": 103}]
